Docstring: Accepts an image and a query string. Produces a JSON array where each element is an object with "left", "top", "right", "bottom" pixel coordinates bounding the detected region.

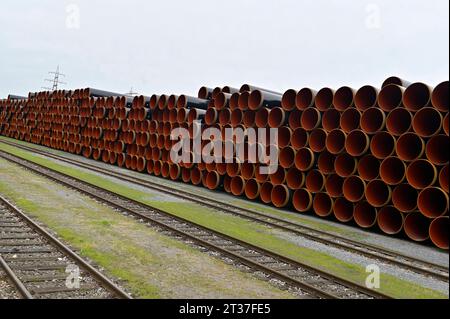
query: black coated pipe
[
  {"left": 177, "top": 95, "right": 209, "bottom": 110},
  {"left": 240, "top": 84, "right": 282, "bottom": 95}
]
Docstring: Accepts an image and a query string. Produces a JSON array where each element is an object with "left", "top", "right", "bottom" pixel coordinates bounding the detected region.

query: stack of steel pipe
[{"left": 0, "top": 78, "right": 448, "bottom": 249}]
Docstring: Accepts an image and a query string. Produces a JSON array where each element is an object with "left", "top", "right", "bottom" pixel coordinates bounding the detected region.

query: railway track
[
  {"left": 1, "top": 139, "right": 448, "bottom": 283},
  {"left": 0, "top": 194, "right": 131, "bottom": 299},
  {"left": 0, "top": 149, "right": 393, "bottom": 299}
]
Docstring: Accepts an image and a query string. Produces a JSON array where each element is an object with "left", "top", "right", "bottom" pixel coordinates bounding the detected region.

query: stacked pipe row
[{"left": 0, "top": 78, "right": 448, "bottom": 249}]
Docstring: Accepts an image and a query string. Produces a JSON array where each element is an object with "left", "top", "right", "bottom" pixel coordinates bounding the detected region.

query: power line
[{"left": 42, "top": 65, "right": 67, "bottom": 91}]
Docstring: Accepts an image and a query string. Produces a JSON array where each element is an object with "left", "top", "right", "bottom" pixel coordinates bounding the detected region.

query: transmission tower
[
  {"left": 42, "top": 65, "right": 67, "bottom": 91},
  {"left": 126, "top": 87, "right": 139, "bottom": 96}
]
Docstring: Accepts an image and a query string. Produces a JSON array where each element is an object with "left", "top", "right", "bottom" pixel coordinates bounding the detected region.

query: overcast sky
[{"left": 1, "top": 0, "right": 448, "bottom": 98}]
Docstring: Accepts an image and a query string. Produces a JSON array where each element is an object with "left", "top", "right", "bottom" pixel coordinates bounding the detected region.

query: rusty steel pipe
[
  {"left": 278, "top": 126, "right": 292, "bottom": 148},
  {"left": 333, "top": 86, "right": 355, "bottom": 111},
  {"left": 240, "top": 84, "right": 281, "bottom": 95},
  {"left": 429, "top": 217, "right": 449, "bottom": 250},
  {"left": 309, "top": 128, "right": 327, "bottom": 153},
  {"left": 286, "top": 167, "right": 305, "bottom": 190},
  {"left": 244, "top": 179, "right": 261, "bottom": 200},
  {"left": 169, "top": 163, "right": 181, "bottom": 180},
  {"left": 300, "top": 107, "right": 321, "bottom": 131},
  {"left": 281, "top": 89, "right": 298, "bottom": 111},
  {"left": 313, "top": 193, "right": 333, "bottom": 217},
  {"left": 360, "top": 107, "right": 386, "bottom": 134},
  {"left": 205, "top": 108, "right": 218, "bottom": 125},
  {"left": 357, "top": 154, "right": 380, "bottom": 181},
  {"left": 403, "top": 82, "right": 432, "bottom": 112},
  {"left": 444, "top": 113, "right": 449, "bottom": 136},
  {"left": 205, "top": 171, "right": 221, "bottom": 190},
  {"left": 243, "top": 110, "right": 256, "bottom": 128},
  {"left": 198, "top": 87, "right": 214, "bottom": 100},
  {"left": 386, "top": 108, "right": 412, "bottom": 137},
  {"left": 271, "top": 184, "right": 291, "bottom": 208},
  {"left": 404, "top": 213, "right": 430, "bottom": 242},
  {"left": 378, "top": 84, "right": 405, "bottom": 112},
  {"left": 214, "top": 92, "right": 233, "bottom": 110},
  {"left": 279, "top": 147, "right": 296, "bottom": 169},
  {"left": 417, "top": 187, "right": 449, "bottom": 218},
  {"left": 177, "top": 95, "right": 209, "bottom": 110},
  {"left": 406, "top": 159, "right": 438, "bottom": 189},
  {"left": 396, "top": 133, "right": 425, "bottom": 162},
  {"left": 333, "top": 197, "right": 354, "bottom": 223},
  {"left": 379, "top": 157, "right": 406, "bottom": 185},
  {"left": 190, "top": 167, "right": 203, "bottom": 185},
  {"left": 322, "top": 109, "right": 341, "bottom": 132},
  {"left": 365, "top": 180, "right": 392, "bottom": 207},
  {"left": 219, "top": 108, "right": 232, "bottom": 125},
  {"left": 335, "top": 153, "right": 358, "bottom": 178},
  {"left": 345, "top": 129, "right": 370, "bottom": 157},
  {"left": 325, "top": 174, "right": 344, "bottom": 198},
  {"left": 248, "top": 90, "right": 282, "bottom": 111},
  {"left": 340, "top": 108, "right": 361, "bottom": 133},
  {"left": 268, "top": 107, "right": 287, "bottom": 128},
  {"left": 136, "top": 157, "right": 146, "bottom": 172},
  {"left": 354, "top": 201, "right": 378, "bottom": 228},
  {"left": 377, "top": 206, "right": 404, "bottom": 235},
  {"left": 292, "top": 188, "right": 312, "bottom": 213},
  {"left": 305, "top": 169, "right": 326, "bottom": 193},
  {"left": 439, "top": 164, "right": 449, "bottom": 193},
  {"left": 230, "top": 93, "right": 240, "bottom": 110},
  {"left": 288, "top": 109, "right": 302, "bottom": 129},
  {"left": 382, "top": 76, "right": 412, "bottom": 88},
  {"left": 295, "top": 147, "right": 315, "bottom": 172},
  {"left": 223, "top": 174, "right": 232, "bottom": 193},
  {"left": 315, "top": 88, "right": 334, "bottom": 111},
  {"left": 231, "top": 109, "right": 244, "bottom": 127},
  {"left": 291, "top": 128, "right": 308, "bottom": 150},
  {"left": 431, "top": 81, "right": 449, "bottom": 112},
  {"left": 426, "top": 134, "right": 449, "bottom": 166},
  {"left": 255, "top": 107, "right": 269, "bottom": 128},
  {"left": 270, "top": 167, "right": 287, "bottom": 185},
  {"left": 146, "top": 159, "right": 155, "bottom": 175},
  {"left": 238, "top": 91, "right": 250, "bottom": 110},
  {"left": 355, "top": 85, "right": 379, "bottom": 111},
  {"left": 412, "top": 107, "right": 443, "bottom": 138},
  {"left": 317, "top": 151, "right": 335, "bottom": 175},
  {"left": 343, "top": 175, "right": 366, "bottom": 202},
  {"left": 260, "top": 182, "right": 274, "bottom": 204},
  {"left": 325, "top": 129, "right": 346, "bottom": 155}
]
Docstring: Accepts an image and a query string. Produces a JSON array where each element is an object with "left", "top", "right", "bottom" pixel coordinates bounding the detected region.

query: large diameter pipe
[
  {"left": 255, "top": 108, "right": 269, "bottom": 128},
  {"left": 333, "top": 86, "right": 355, "bottom": 111},
  {"left": 431, "top": 81, "right": 449, "bottom": 112},
  {"left": 245, "top": 179, "right": 261, "bottom": 200},
  {"left": 354, "top": 201, "right": 378, "bottom": 228},
  {"left": 357, "top": 154, "right": 380, "bottom": 181},
  {"left": 343, "top": 176, "right": 366, "bottom": 202},
  {"left": 340, "top": 108, "right": 361, "bottom": 133},
  {"left": 392, "top": 184, "right": 418, "bottom": 213},
  {"left": 240, "top": 84, "right": 281, "bottom": 95},
  {"left": 177, "top": 95, "right": 209, "bottom": 110},
  {"left": 301, "top": 107, "right": 321, "bottom": 131},
  {"left": 248, "top": 90, "right": 282, "bottom": 111},
  {"left": 345, "top": 129, "right": 370, "bottom": 157},
  {"left": 444, "top": 113, "right": 449, "bottom": 136},
  {"left": 82, "top": 88, "right": 123, "bottom": 98},
  {"left": 406, "top": 159, "right": 438, "bottom": 189},
  {"left": 439, "top": 164, "right": 449, "bottom": 193},
  {"left": 305, "top": 169, "right": 326, "bottom": 193},
  {"left": 386, "top": 108, "right": 412, "bottom": 136},
  {"left": 279, "top": 147, "right": 296, "bottom": 169},
  {"left": 231, "top": 176, "right": 246, "bottom": 196},
  {"left": 260, "top": 182, "right": 274, "bottom": 204},
  {"left": 309, "top": 128, "right": 327, "bottom": 153},
  {"left": 317, "top": 151, "right": 336, "bottom": 175},
  {"left": 288, "top": 109, "right": 302, "bottom": 129},
  {"left": 322, "top": 109, "right": 341, "bottom": 132},
  {"left": 335, "top": 153, "right": 358, "bottom": 178},
  {"left": 325, "top": 174, "right": 344, "bottom": 198},
  {"left": 333, "top": 197, "right": 354, "bottom": 223},
  {"left": 271, "top": 184, "right": 291, "bottom": 208},
  {"left": 412, "top": 107, "right": 443, "bottom": 138},
  {"left": 404, "top": 213, "right": 430, "bottom": 242},
  {"left": 377, "top": 84, "right": 404, "bottom": 112},
  {"left": 315, "top": 88, "right": 334, "bottom": 111},
  {"left": 270, "top": 167, "right": 286, "bottom": 185},
  {"left": 403, "top": 82, "right": 432, "bottom": 111},
  {"left": 325, "top": 129, "right": 346, "bottom": 154},
  {"left": 380, "top": 157, "right": 406, "bottom": 185},
  {"left": 417, "top": 187, "right": 449, "bottom": 218},
  {"left": 355, "top": 85, "right": 379, "bottom": 111},
  {"left": 243, "top": 110, "right": 256, "bottom": 127},
  {"left": 360, "top": 107, "right": 386, "bottom": 134},
  {"left": 292, "top": 128, "right": 309, "bottom": 150},
  {"left": 293, "top": 189, "right": 313, "bottom": 213},
  {"left": 365, "top": 180, "right": 392, "bottom": 207},
  {"left": 286, "top": 168, "right": 305, "bottom": 190},
  {"left": 230, "top": 93, "right": 240, "bottom": 110},
  {"left": 426, "top": 134, "right": 449, "bottom": 166},
  {"left": 205, "top": 171, "right": 221, "bottom": 190},
  {"left": 205, "top": 108, "right": 218, "bottom": 125},
  {"left": 313, "top": 193, "right": 334, "bottom": 217},
  {"left": 396, "top": 133, "right": 425, "bottom": 162},
  {"left": 429, "top": 217, "right": 449, "bottom": 250},
  {"left": 268, "top": 107, "right": 287, "bottom": 128},
  {"left": 278, "top": 126, "right": 293, "bottom": 148},
  {"left": 214, "top": 92, "right": 232, "bottom": 110},
  {"left": 281, "top": 89, "right": 297, "bottom": 111},
  {"left": 198, "top": 87, "right": 214, "bottom": 100},
  {"left": 377, "top": 206, "right": 404, "bottom": 235},
  {"left": 238, "top": 91, "right": 250, "bottom": 110},
  {"left": 222, "top": 86, "right": 240, "bottom": 94},
  {"left": 382, "top": 76, "right": 412, "bottom": 88},
  {"left": 223, "top": 174, "right": 232, "bottom": 193},
  {"left": 295, "top": 88, "right": 317, "bottom": 110},
  {"left": 295, "top": 147, "right": 315, "bottom": 172}
]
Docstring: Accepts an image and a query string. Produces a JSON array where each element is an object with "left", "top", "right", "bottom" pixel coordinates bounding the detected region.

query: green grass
[{"left": 0, "top": 141, "right": 447, "bottom": 299}]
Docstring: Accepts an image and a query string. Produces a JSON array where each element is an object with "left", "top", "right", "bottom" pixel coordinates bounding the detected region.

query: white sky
[{"left": 0, "top": 0, "right": 448, "bottom": 97}]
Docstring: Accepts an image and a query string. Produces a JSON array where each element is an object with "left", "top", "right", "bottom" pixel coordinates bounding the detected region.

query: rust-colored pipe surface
[
  {"left": 230, "top": 93, "right": 240, "bottom": 110},
  {"left": 279, "top": 146, "right": 296, "bottom": 169},
  {"left": 198, "top": 87, "right": 214, "bottom": 100},
  {"left": 293, "top": 188, "right": 313, "bottom": 213},
  {"left": 333, "top": 86, "right": 355, "bottom": 111},
  {"left": 245, "top": 179, "right": 261, "bottom": 200},
  {"left": 426, "top": 134, "right": 449, "bottom": 165},
  {"left": 291, "top": 128, "right": 309, "bottom": 150},
  {"left": 288, "top": 109, "right": 302, "bottom": 129},
  {"left": 417, "top": 187, "right": 449, "bottom": 218},
  {"left": 378, "top": 84, "right": 404, "bottom": 112},
  {"left": 161, "top": 162, "right": 170, "bottom": 178},
  {"left": 153, "top": 160, "right": 162, "bottom": 176},
  {"left": 335, "top": 153, "right": 358, "bottom": 178},
  {"left": 343, "top": 175, "right": 366, "bottom": 202},
  {"left": 296, "top": 88, "right": 317, "bottom": 110},
  {"left": 214, "top": 92, "right": 232, "bottom": 110},
  {"left": 306, "top": 169, "right": 326, "bottom": 193},
  {"left": 365, "top": 180, "right": 392, "bottom": 207},
  {"left": 360, "top": 107, "right": 386, "bottom": 134},
  {"left": 333, "top": 197, "right": 354, "bottom": 223},
  {"left": 429, "top": 217, "right": 449, "bottom": 250},
  {"left": 240, "top": 84, "right": 281, "bottom": 95},
  {"left": 345, "top": 129, "right": 369, "bottom": 157},
  {"left": 354, "top": 201, "right": 377, "bottom": 228},
  {"left": 382, "top": 76, "right": 411, "bottom": 88},
  {"left": 241, "top": 162, "right": 256, "bottom": 180},
  {"left": 392, "top": 184, "right": 418, "bottom": 213},
  {"left": 355, "top": 85, "right": 379, "bottom": 111},
  {"left": 260, "top": 182, "right": 274, "bottom": 204},
  {"left": 380, "top": 157, "right": 406, "bottom": 185},
  {"left": 295, "top": 147, "right": 315, "bottom": 171},
  {"left": 223, "top": 174, "right": 232, "bottom": 193},
  {"left": 190, "top": 167, "right": 203, "bottom": 185},
  {"left": 406, "top": 159, "right": 438, "bottom": 189},
  {"left": 270, "top": 167, "right": 287, "bottom": 185},
  {"left": 137, "top": 157, "right": 146, "bottom": 172},
  {"left": 205, "top": 171, "right": 221, "bottom": 190},
  {"left": 431, "top": 81, "right": 449, "bottom": 112},
  {"left": 325, "top": 174, "right": 344, "bottom": 198},
  {"left": 412, "top": 107, "right": 443, "bottom": 138},
  {"left": 146, "top": 159, "right": 155, "bottom": 175},
  {"left": 281, "top": 89, "right": 298, "bottom": 111},
  {"left": 205, "top": 108, "right": 218, "bottom": 125},
  {"left": 325, "top": 129, "right": 346, "bottom": 154},
  {"left": 169, "top": 163, "right": 181, "bottom": 181},
  {"left": 278, "top": 126, "right": 293, "bottom": 148},
  {"left": 322, "top": 109, "right": 341, "bottom": 132},
  {"left": 301, "top": 107, "right": 321, "bottom": 131},
  {"left": 403, "top": 82, "right": 432, "bottom": 111},
  {"left": 377, "top": 206, "right": 404, "bottom": 235},
  {"left": 238, "top": 91, "right": 250, "bottom": 110},
  {"left": 439, "top": 164, "right": 449, "bottom": 193},
  {"left": 231, "top": 176, "right": 246, "bottom": 196},
  {"left": 309, "top": 128, "right": 327, "bottom": 153},
  {"left": 219, "top": 108, "right": 232, "bottom": 125},
  {"left": 444, "top": 113, "right": 449, "bottom": 136},
  {"left": 396, "top": 133, "right": 425, "bottom": 162},
  {"left": 286, "top": 167, "right": 305, "bottom": 190},
  {"left": 357, "top": 154, "right": 380, "bottom": 181},
  {"left": 340, "top": 108, "right": 361, "bottom": 133},
  {"left": 255, "top": 107, "right": 269, "bottom": 128},
  {"left": 271, "top": 184, "right": 291, "bottom": 208},
  {"left": 248, "top": 90, "right": 282, "bottom": 111},
  {"left": 386, "top": 108, "right": 412, "bottom": 137},
  {"left": 313, "top": 193, "right": 333, "bottom": 217},
  {"left": 268, "top": 107, "right": 287, "bottom": 128},
  {"left": 243, "top": 110, "right": 256, "bottom": 127},
  {"left": 318, "top": 151, "right": 336, "bottom": 175},
  {"left": 315, "top": 88, "right": 334, "bottom": 111},
  {"left": 231, "top": 109, "right": 244, "bottom": 127},
  {"left": 404, "top": 213, "right": 430, "bottom": 242}
]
